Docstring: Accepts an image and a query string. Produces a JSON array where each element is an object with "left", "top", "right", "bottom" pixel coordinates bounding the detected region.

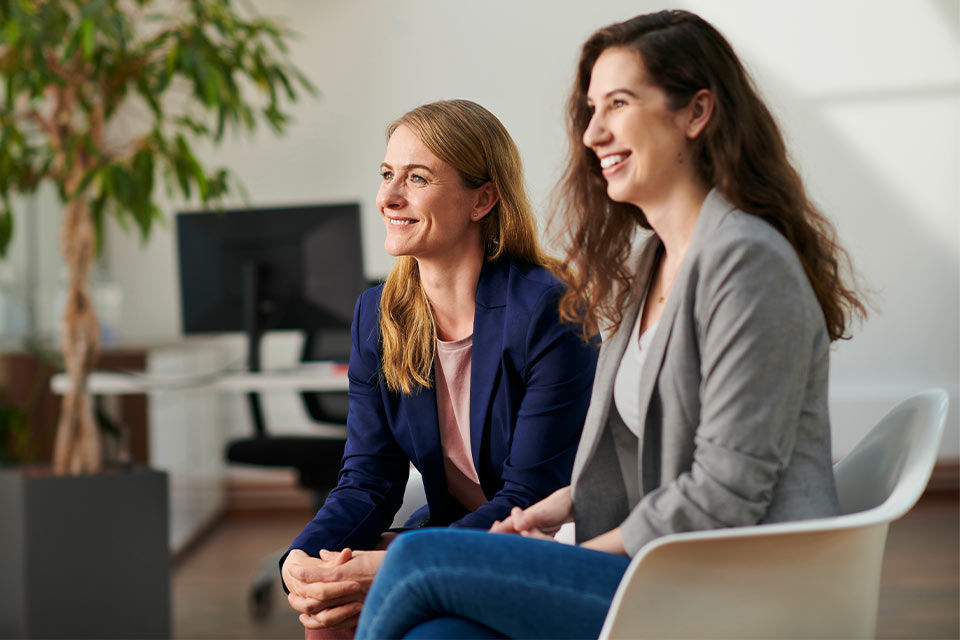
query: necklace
[{"left": 657, "top": 259, "right": 679, "bottom": 304}]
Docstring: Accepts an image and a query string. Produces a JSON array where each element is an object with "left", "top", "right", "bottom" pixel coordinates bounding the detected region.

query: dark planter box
[{"left": 0, "top": 466, "right": 170, "bottom": 639}]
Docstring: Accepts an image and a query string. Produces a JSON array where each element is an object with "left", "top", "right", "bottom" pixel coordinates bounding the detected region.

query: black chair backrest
[{"left": 300, "top": 327, "right": 352, "bottom": 424}]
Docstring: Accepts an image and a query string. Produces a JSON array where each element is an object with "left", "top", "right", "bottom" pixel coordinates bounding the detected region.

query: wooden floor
[{"left": 172, "top": 494, "right": 959, "bottom": 639}]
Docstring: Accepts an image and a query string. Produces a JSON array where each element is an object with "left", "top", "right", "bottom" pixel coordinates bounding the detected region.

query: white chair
[{"left": 598, "top": 388, "right": 949, "bottom": 640}]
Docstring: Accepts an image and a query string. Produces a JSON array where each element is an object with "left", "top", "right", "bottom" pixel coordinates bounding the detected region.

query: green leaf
[
  {"left": 81, "top": 17, "right": 95, "bottom": 60},
  {"left": 4, "top": 19, "right": 20, "bottom": 47}
]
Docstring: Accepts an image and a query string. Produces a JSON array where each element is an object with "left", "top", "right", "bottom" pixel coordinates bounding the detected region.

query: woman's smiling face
[
  {"left": 582, "top": 47, "right": 695, "bottom": 208},
  {"left": 377, "top": 125, "right": 489, "bottom": 262}
]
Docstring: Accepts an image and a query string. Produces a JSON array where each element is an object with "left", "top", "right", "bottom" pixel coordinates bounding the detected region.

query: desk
[
  {"left": 50, "top": 360, "right": 350, "bottom": 554},
  {"left": 50, "top": 363, "right": 350, "bottom": 395}
]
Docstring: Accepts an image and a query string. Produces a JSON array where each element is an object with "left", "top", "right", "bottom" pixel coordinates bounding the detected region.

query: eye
[
  {"left": 611, "top": 98, "right": 627, "bottom": 109},
  {"left": 585, "top": 104, "right": 595, "bottom": 117},
  {"left": 379, "top": 169, "right": 393, "bottom": 181},
  {"left": 409, "top": 174, "right": 427, "bottom": 185}
]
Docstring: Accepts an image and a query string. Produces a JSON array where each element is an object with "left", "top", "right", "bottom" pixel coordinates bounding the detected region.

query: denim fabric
[{"left": 356, "top": 529, "right": 630, "bottom": 640}]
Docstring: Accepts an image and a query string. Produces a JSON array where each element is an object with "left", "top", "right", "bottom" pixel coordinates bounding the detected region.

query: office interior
[{"left": 0, "top": 1, "right": 956, "bottom": 638}]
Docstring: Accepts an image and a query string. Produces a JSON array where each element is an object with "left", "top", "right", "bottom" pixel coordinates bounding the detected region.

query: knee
[{"left": 380, "top": 529, "right": 443, "bottom": 572}]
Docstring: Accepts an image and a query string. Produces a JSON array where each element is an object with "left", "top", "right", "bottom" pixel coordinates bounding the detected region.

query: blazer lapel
[
  {"left": 571, "top": 237, "right": 660, "bottom": 486},
  {"left": 636, "top": 187, "right": 735, "bottom": 491},
  {"left": 403, "top": 380, "right": 446, "bottom": 507},
  {"left": 469, "top": 259, "right": 508, "bottom": 475}
]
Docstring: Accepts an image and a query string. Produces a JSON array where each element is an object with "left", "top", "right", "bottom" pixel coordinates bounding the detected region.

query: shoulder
[
  {"left": 697, "top": 208, "right": 809, "bottom": 288},
  {"left": 357, "top": 283, "right": 384, "bottom": 310},
  {"left": 690, "top": 207, "right": 824, "bottom": 334},
  {"left": 353, "top": 284, "right": 384, "bottom": 344},
  {"left": 500, "top": 257, "right": 566, "bottom": 316}
]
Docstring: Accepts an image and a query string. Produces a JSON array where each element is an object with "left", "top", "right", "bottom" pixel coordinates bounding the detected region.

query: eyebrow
[
  {"left": 586, "top": 88, "right": 640, "bottom": 103},
  {"left": 379, "top": 162, "right": 436, "bottom": 174}
]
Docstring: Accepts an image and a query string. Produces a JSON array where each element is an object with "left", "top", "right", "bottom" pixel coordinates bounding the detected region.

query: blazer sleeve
[
  {"left": 451, "top": 285, "right": 598, "bottom": 529},
  {"left": 619, "top": 233, "right": 821, "bottom": 555},
  {"left": 286, "top": 290, "right": 410, "bottom": 556}
]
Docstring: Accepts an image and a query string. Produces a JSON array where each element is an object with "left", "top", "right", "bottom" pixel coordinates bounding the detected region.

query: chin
[{"left": 383, "top": 241, "right": 406, "bottom": 257}]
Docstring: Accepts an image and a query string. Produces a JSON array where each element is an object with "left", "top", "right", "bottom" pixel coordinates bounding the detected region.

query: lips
[{"left": 599, "top": 152, "right": 629, "bottom": 171}]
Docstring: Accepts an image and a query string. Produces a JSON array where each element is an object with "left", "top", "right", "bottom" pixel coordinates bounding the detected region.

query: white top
[{"left": 614, "top": 300, "right": 660, "bottom": 437}]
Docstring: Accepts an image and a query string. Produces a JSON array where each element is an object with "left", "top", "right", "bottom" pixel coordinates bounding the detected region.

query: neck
[
  {"left": 417, "top": 245, "right": 485, "bottom": 341},
  {"left": 638, "top": 178, "right": 710, "bottom": 262}
]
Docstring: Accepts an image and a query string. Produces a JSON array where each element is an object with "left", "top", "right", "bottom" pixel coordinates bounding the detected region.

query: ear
[
  {"left": 471, "top": 182, "right": 499, "bottom": 221},
  {"left": 684, "top": 89, "right": 714, "bottom": 139}
]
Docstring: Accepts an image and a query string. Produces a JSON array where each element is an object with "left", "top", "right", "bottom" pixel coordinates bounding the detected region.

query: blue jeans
[{"left": 355, "top": 529, "right": 631, "bottom": 639}]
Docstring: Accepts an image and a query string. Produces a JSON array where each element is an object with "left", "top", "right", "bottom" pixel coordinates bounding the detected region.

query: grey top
[{"left": 571, "top": 188, "right": 840, "bottom": 556}]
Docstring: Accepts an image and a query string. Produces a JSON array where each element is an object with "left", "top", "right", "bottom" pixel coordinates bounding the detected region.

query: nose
[
  {"left": 377, "top": 178, "right": 405, "bottom": 212},
  {"left": 582, "top": 111, "right": 610, "bottom": 150}
]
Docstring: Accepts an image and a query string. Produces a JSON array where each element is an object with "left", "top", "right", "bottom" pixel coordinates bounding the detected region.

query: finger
[
  {"left": 489, "top": 516, "right": 516, "bottom": 533},
  {"left": 300, "top": 613, "right": 323, "bottom": 630},
  {"left": 520, "top": 528, "right": 555, "bottom": 541},
  {"left": 329, "top": 611, "right": 362, "bottom": 630},
  {"left": 287, "top": 592, "right": 317, "bottom": 615},
  {"left": 336, "top": 548, "right": 353, "bottom": 565},
  {"left": 318, "top": 549, "right": 338, "bottom": 562},
  {"left": 298, "top": 579, "right": 363, "bottom": 603},
  {"left": 511, "top": 506, "right": 532, "bottom": 531},
  {"left": 288, "top": 560, "right": 344, "bottom": 584},
  {"left": 289, "top": 590, "right": 362, "bottom": 616},
  {"left": 300, "top": 601, "right": 364, "bottom": 629}
]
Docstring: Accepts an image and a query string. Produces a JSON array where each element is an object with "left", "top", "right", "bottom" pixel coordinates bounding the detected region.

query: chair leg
[{"left": 249, "top": 548, "right": 285, "bottom": 620}]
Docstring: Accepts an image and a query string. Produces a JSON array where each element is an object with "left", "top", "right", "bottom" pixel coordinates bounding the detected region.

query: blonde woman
[{"left": 281, "top": 100, "right": 598, "bottom": 633}]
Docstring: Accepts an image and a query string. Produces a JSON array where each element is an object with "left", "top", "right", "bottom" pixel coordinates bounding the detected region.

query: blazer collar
[{"left": 474, "top": 256, "right": 510, "bottom": 310}]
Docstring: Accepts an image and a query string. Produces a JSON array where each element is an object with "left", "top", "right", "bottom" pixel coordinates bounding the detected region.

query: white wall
[{"left": 95, "top": 0, "right": 958, "bottom": 458}]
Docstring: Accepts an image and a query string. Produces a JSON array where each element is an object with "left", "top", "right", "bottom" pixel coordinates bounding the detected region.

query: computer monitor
[{"left": 176, "top": 202, "right": 366, "bottom": 366}]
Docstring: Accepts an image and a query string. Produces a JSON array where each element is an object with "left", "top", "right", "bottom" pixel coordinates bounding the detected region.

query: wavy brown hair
[
  {"left": 555, "top": 10, "right": 865, "bottom": 341},
  {"left": 380, "top": 100, "right": 560, "bottom": 394}
]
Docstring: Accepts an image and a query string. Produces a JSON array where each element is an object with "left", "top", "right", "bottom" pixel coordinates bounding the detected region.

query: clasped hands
[
  {"left": 282, "top": 547, "right": 385, "bottom": 630},
  {"left": 283, "top": 487, "right": 574, "bottom": 630}
]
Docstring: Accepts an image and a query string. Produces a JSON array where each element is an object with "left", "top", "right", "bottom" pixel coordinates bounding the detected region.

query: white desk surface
[{"left": 50, "top": 362, "right": 350, "bottom": 395}]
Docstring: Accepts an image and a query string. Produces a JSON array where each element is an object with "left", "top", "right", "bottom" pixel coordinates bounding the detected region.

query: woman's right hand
[{"left": 489, "top": 486, "right": 573, "bottom": 537}]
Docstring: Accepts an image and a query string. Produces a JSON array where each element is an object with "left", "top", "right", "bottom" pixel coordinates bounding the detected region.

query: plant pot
[{"left": 0, "top": 466, "right": 169, "bottom": 639}]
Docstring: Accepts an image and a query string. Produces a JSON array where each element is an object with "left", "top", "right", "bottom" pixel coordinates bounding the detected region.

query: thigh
[
  {"left": 357, "top": 529, "right": 630, "bottom": 640},
  {"left": 404, "top": 617, "right": 506, "bottom": 639}
]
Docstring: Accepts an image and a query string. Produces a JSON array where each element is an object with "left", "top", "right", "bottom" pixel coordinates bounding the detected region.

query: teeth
[
  {"left": 600, "top": 154, "right": 625, "bottom": 169},
  {"left": 389, "top": 219, "right": 416, "bottom": 226}
]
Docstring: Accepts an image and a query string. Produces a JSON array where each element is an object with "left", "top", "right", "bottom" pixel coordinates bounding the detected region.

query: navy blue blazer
[{"left": 288, "top": 256, "right": 598, "bottom": 555}]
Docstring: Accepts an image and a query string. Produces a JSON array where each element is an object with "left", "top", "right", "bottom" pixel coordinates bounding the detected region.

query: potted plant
[{"left": 0, "top": 1, "right": 314, "bottom": 637}]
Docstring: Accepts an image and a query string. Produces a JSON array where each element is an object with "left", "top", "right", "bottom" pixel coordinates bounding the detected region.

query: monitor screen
[{"left": 176, "top": 203, "right": 366, "bottom": 336}]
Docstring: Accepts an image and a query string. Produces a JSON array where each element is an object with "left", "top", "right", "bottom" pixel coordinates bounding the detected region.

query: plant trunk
[{"left": 51, "top": 174, "right": 101, "bottom": 475}]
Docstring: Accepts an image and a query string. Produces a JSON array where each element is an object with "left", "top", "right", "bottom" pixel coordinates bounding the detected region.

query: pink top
[{"left": 434, "top": 334, "right": 487, "bottom": 512}]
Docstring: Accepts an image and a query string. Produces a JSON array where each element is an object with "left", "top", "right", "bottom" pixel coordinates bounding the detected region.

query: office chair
[
  {"left": 596, "top": 389, "right": 948, "bottom": 639},
  {"left": 225, "top": 326, "right": 352, "bottom": 618},
  {"left": 225, "top": 327, "right": 351, "bottom": 505}
]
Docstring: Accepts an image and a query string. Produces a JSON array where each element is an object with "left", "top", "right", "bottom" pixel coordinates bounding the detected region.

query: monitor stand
[{"left": 243, "top": 261, "right": 268, "bottom": 437}]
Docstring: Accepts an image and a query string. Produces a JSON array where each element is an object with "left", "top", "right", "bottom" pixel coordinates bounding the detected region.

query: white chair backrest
[{"left": 833, "top": 388, "right": 948, "bottom": 519}]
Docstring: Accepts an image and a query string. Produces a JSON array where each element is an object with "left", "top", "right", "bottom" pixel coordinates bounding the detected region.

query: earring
[{"left": 472, "top": 213, "right": 479, "bottom": 218}]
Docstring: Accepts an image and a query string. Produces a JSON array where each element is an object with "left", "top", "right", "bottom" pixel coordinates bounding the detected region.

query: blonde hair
[{"left": 379, "top": 100, "right": 560, "bottom": 393}]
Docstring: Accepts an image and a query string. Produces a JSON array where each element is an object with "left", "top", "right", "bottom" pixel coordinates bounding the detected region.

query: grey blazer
[{"left": 571, "top": 189, "right": 840, "bottom": 556}]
